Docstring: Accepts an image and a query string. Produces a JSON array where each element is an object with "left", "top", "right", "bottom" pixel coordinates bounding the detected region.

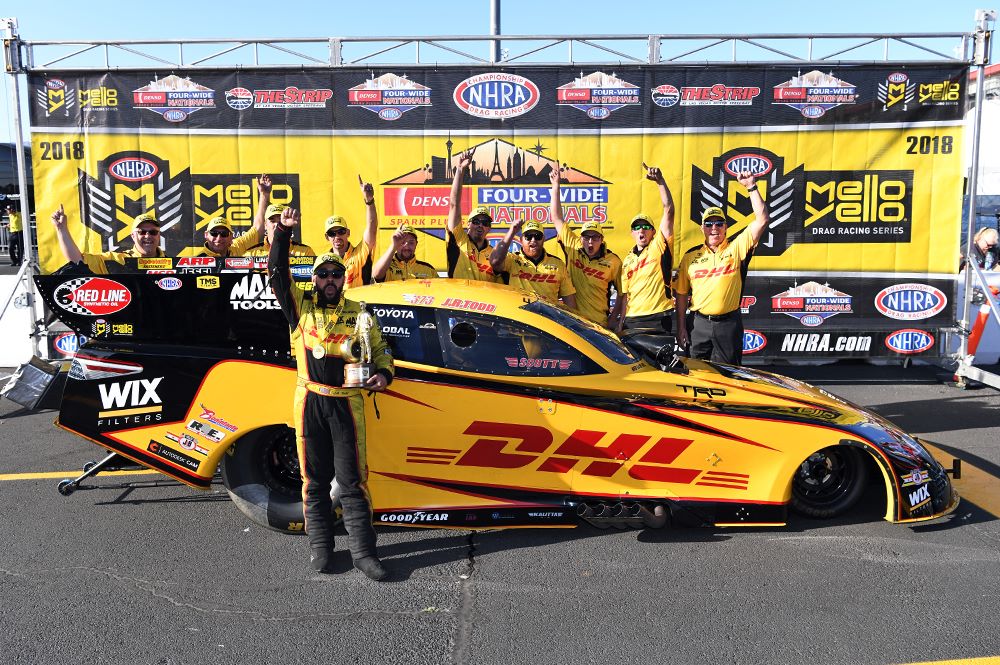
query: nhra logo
[
  {"left": 885, "top": 329, "right": 935, "bottom": 355},
  {"left": 453, "top": 73, "right": 540, "bottom": 119},
  {"left": 874, "top": 283, "right": 947, "bottom": 321},
  {"left": 556, "top": 71, "right": 640, "bottom": 119},
  {"left": 108, "top": 157, "right": 159, "bottom": 182},
  {"left": 230, "top": 273, "right": 280, "bottom": 310},
  {"left": 347, "top": 73, "right": 431, "bottom": 121},
  {"left": 742, "top": 329, "right": 766, "bottom": 354},
  {"left": 52, "top": 332, "right": 88, "bottom": 357},
  {"left": 54, "top": 277, "right": 132, "bottom": 316},
  {"left": 690, "top": 147, "right": 913, "bottom": 256},
  {"left": 878, "top": 72, "right": 915, "bottom": 111},
  {"left": 36, "top": 78, "right": 77, "bottom": 118}
]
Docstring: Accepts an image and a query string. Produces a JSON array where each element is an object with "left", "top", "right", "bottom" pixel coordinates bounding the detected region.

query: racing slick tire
[
  {"left": 790, "top": 445, "right": 870, "bottom": 519},
  {"left": 221, "top": 425, "right": 305, "bottom": 533}
]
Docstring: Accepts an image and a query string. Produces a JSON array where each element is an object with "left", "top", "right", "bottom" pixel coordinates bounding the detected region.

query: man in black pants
[{"left": 269, "top": 207, "right": 394, "bottom": 580}]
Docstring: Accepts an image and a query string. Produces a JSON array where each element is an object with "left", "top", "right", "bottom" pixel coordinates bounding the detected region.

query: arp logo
[{"left": 441, "top": 421, "right": 702, "bottom": 485}]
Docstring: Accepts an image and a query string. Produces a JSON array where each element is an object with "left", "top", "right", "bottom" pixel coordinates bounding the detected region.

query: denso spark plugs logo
[{"left": 453, "top": 73, "right": 539, "bottom": 119}]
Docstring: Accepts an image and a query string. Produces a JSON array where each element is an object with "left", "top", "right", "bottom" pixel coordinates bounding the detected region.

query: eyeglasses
[
  {"left": 209, "top": 229, "right": 231, "bottom": 238},
  {"left": 469, "top": 216, "right": 492, "bottom": 228},
  {"left": 702, "top": 220, "right": 726, "bottom": 228},
  {"left": 314, "top": 269, "right": 345, "bottom": 280},
  {"left": 326, "top": 228, "right": 349, "bottom": 237},
  {"left": 581, "top": 233, "right": 602, "bottom": 241},
  {"left": 523, "top": 232, "right": 544, "bottom": 242},
  {"left": 135, "top": 229, "right": 160, "bottom": 236},
  {"left": 631, "top": 224, "right": 654, "bottom": 232}
]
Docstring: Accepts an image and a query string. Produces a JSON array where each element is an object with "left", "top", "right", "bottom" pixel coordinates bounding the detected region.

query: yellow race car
[{"left": 37, "top": 269, "right": 959, "bottom": 532}]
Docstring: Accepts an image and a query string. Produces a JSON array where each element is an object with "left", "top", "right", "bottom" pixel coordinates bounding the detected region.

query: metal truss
[{"left": 9, "top": 32, "right": 974, "bottom": 72}]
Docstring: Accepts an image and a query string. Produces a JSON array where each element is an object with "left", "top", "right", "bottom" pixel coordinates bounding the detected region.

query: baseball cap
[
  {"left": 630, "top": 214, "right": 654, "bottom": 230},
  {"left": 580, "top": 221, "right": 604, "bottom": 236},
  {"left": 397, "top": 224, "right": 418, "bottom": 238},
  {"left": 312, "top": 253, "right": 346, "bottom": 273},
  {"left": 522, "top": 221, "right": 545, "bottom": 235},
  {"left": 265, "top": 203, "right": 287, "bottom": 220},
  {"left": 132, "top": 212, "right": 159, "bottom": 230},
  {"left": 206, "top": 217, "right": 232, "bottom": 232},
  {"left": 701, "top": 207, "right": 727, "bottom": 224},
  {"left": 469, "top": 206, "right": 493, "bottom": 223},
  {"left": 324, "top": 215, "right": 349, "bottom": 233}
]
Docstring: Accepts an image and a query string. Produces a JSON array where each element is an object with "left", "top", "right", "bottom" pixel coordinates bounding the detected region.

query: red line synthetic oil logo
[
  {"left": 53, "top": 277, "right": 132, "bottom": 316},
  {"left": 453, "top": 73, "right": 539, "bottom": 119},
  {"left": 885, "top": 329, "right": 935, "bottom": 355},
  {"left": 132, "top": 74, "right": 214, "bottom": 123},
  {"left": 742, "top": 329, "right": 767, "bottom": 354},
  {"left": 347, "top": 73, "right": 431, "bottom": 121},
  {"left": 556, "top": 71, "right": 640, "bottom": 119},
  {"left": 875, "top": 283, "right": 947, "bottom": 321},
  {"left": 772, "top": 69, "right": 858, "bottom": 118}
]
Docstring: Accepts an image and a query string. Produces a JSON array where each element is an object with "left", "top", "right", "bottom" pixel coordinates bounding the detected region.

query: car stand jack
[{"left": 57, "top": 452, "right": 124, "bottom": 496}]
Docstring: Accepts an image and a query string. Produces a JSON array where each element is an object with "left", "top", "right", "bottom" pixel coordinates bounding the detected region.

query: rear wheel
[
  {"left": 791, "top": 446, "right": 869, "bottom": 518},
  {"left": 221, "top": 425, "right": 304, "bottom": 533}
]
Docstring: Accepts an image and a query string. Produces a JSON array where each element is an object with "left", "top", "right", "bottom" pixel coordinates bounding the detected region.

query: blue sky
[{"left": 1, "top": 0, "right": 992, "bottom": 142}]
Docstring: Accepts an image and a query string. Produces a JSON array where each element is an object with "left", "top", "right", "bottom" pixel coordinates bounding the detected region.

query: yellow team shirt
[
  {"left": 499, "top": 250, "right": 575, "bottom": 304},
  {"left": 377, "top": 256, "right": 438, "bottom": 282},
  {"left": 8, "top": 212, "right": 22, "bottom": 233},
  {"left": 339, "top": 241, "right": 373, "bottom": 289},
  {"left": 621, "top": 230, "right": 673, "bottom": 317},
  {"left": 557, "top": 225, "right": 622, "bottom": 325},
  {"left": 81, "top": 247, "right": 166, "bottom": 275},
  {"left": 447, "top": 227, "right": 499, "bottom": 282},
  {"left": 195, "top": 228, "right": 260, "bottom": 258},
  {"left": 245, "top": 238, "right": 316, "bottom": 289},
  {"left": 674, "top": 231, "right": 756, "bottom": 316}
]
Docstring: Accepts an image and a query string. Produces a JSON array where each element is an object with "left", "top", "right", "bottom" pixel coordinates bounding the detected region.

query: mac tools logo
[
  {"left": 556, "top": 71, "right": 640, "bottom": 119},
  {"left": 453, "top": 73, "right": 540, "bottom": 119}
]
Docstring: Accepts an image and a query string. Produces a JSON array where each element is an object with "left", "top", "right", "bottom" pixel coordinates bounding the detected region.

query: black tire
[
  {"left": 791, "top": 445, "right": 869, "bottom": 518},
  {"left": 221, "top": 425, "right": 305, "bottom": 533}
]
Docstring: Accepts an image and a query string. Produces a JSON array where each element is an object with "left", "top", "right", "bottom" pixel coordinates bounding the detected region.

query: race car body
[{"left": 36, "top": 269, "right": 959, "bottom": 532}]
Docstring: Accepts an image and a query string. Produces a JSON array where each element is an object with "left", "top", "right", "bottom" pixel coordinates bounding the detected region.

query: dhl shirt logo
[
  {"left": 691, "top": 264, "right": 737, "bottom": 280},
  {"left": 516, "top": 272, "right": 559, "bottom": 283}
]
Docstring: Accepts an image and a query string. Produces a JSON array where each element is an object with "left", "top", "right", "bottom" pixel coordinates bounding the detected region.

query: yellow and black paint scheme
[{"left": 36, "top": 273, "right": 958, "bottom": 532}]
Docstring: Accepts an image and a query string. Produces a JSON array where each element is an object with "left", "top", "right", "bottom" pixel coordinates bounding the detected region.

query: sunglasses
[
  {"left": 326, "top": 228, "right": 349, "bottom": 237},
  {"left": 314, "top": 269, "right": 346, "bottom": 280},
  {"left": 523, "top": 232, "right": 544, "bottom": 242},
  {"left": 702, "top": 220, "right": 727, "bottom": 228},
  {"left": 209, "top": 229, "right": 231, "bottom": 237},
  {"left": 631, "top": 224, "right": 654, "bottom": 232},
  {"left": 469, "top": 216, "right": 492, "bottom": 228},
  {"left": 136, "top": 229, "right": 160, "bottom": 236}
]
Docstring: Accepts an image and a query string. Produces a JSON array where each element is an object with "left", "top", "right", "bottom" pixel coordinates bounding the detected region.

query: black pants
[
  {"left": 8, "top": 232, "right": 22, "bottom": 266},
  {"left": 623, "top": 311, "right": 673, "bottom": 334},
  {"left": 690, "top": 311, "right": 743, "bottom": 366},
  {"left": 295, "top": 389, "right": 376, "bottom": 559}
]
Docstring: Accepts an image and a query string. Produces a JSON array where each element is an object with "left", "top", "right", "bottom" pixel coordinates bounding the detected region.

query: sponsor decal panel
[
  {"left": 556, "top": 71, "right": 640, "bottom": 119},
  {"left": 165, "top": 431, "right": 209, "bottom": 455},
  {"left": 453, "top": 73, "right": 540, "bottom": 119},
  {"left": 885, "top": 329, "right": 935, "bottom": 355},
  {"left": 504, "top": 357, "right": 573, "bottom": 370},
  {"left": 780, "top": 333, "right": 873, "bottom": 354},
  {"left": 907, "top": 483, "right": 931, "bottom": 509},
  {"left": 225, "top": 86, "right": 333, "bottom": 110},
  {"left": 771, "top": 281, "right": 853, "bottom": 327},
  {"left": 147, "top": 440, "right": 200, "bottom": 472},
  {"left": 91, "top": 318, "right": 134, "bottom": 338},
  {"left": 379, "top": 511, "right": 450, "bottom": 523},
  {"left": 137, "top": 257, "right": 173, "bottom": 271},
  {"left": 133, "top": 75, "right": 215, "bottom": 122},
  {"left": 679, "top": 83, "right": 760, "bottom": 107},
  {"left": 186, "top": 419, "right": 226, "bottom": 443},
  {"left": 198, "top": 405, "right": 239, "bottom": 433},
  {"left": 772, "top": 70, "right": 858, "bottom": 118},
  {"left": 155, "top": 277, "right": 183, "bottom": 291},
  {"left": 901, "top": 469, "right": 930, "bottom": 488},
  {"left": 740, "top": 296, "right": 757, "bottom": 315},
  {"left": 196, "top": 275, "right": 220, "bottom": 290},
  {"left": 54, "top": 277, "right": 132, "bottom": 316},
  {"left": 874, "top": 283, "right": 947, "bottom": 321},
  {"left": 651, "top": 84, "right": 680, "bottom": 108},
  {"left": 347, "top": 73, "right": 431, "bottom": 121}
]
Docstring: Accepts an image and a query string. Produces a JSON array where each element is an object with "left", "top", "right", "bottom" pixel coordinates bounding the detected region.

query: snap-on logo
[
  {"left": 885, "top": 329, "right": 934, "bottom": 355},
  {"left": 453, "top": 73, "right": 540, "bottom": 119},
  {"left": 108, "top": 157, "right": 159, "bottom": 182},
  {"left": 874, "top": 283, "right": 947, "bottom": 321}
]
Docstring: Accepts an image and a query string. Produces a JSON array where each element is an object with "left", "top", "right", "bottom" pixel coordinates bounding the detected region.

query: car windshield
[{"left": 522, "top": 300, "right": 638, "bottom": 365}]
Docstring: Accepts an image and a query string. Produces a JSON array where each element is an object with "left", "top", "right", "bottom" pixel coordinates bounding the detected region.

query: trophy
[{"left": 341, "top": 302, "right": 377, "bottom": 388}]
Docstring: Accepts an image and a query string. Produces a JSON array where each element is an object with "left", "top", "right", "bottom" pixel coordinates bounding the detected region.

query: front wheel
[
  {"left": 221, "top": 425, "right": 304, "bottom": 533},
  {"left": 791, "top": 446, "right": 869, "bottom": 518}
]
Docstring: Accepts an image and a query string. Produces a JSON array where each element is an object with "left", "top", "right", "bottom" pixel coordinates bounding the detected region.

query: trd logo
[
  {"left": 676, "top": 385, "right": 727, "bottom": 398},
  {"left": 98, "top": 377, "right": 163, "bottom": 410},
  {"left": 452, "top": 421, "right": 700, "bottom": 484}
]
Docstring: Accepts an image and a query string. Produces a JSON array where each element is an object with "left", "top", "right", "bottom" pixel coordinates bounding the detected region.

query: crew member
[
  {"left": 372, "top": 224, "right": 438, "bottom": 281},
  {"left": 194, "top": 174, "right": 271, "bottom": 258},
  {"left": 269, "top": 207, "right": 394, "bottom": 580},
  {"left": 489, "top": 219, "right": 577, "bottom": 309},
  {"left": 446, "top": 149, "right": 498, "bottom": 282},
  {"left": 325, "top": 175, "right": 378, "bottom": 289},
  {"left": 549, "top": 167, "right": 623, "bottom": 327},
  {"left": 961, "top": 227, "right": 999, "bottom": 272},
  {"left": 51, "top": 205, "right": 166, "bottom": 274},
  {"left": 675, "top": 171, "right": 768, "bottom": 366},
  {"left": 6, "top": 205, "right": 23, "bottom": 266},
  {"left": 617, "top": 164, "right": 675, "bottom": 334}
]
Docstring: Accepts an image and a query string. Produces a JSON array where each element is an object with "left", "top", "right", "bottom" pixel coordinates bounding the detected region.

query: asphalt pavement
[{"left": 0, "top": 362, "right": 997, "bottom": 665}]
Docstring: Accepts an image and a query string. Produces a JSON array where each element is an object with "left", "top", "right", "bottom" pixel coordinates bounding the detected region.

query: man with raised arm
[
  {"left": 489, "top": 218, "right": 577, "bottom": 310},
  {"left": 371, "top": 224, "right": 438, "bottom": 282},
  {"left": 617, "top": 164, "right": 675, "bottom": 334},
  {"left": 195, "top": 174, "right": 271, "bottom": 258},
  {"left": 324, "top": 175, "right": 378, "bottom": 289},
  {"left": 51, "top": 205, "right": 166, "bottom": 274},
  {"left": 674, "top": 170, "right": 769, "bottom": 366},
  {"left": 268, "top": 206, "right": 394, "bottom": 581},
  {"left": 446, "top": 149, "right": 498, "bottom": 282},
  {"left": 549, "top": 166, "right": 623, "bottom": 327}
]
